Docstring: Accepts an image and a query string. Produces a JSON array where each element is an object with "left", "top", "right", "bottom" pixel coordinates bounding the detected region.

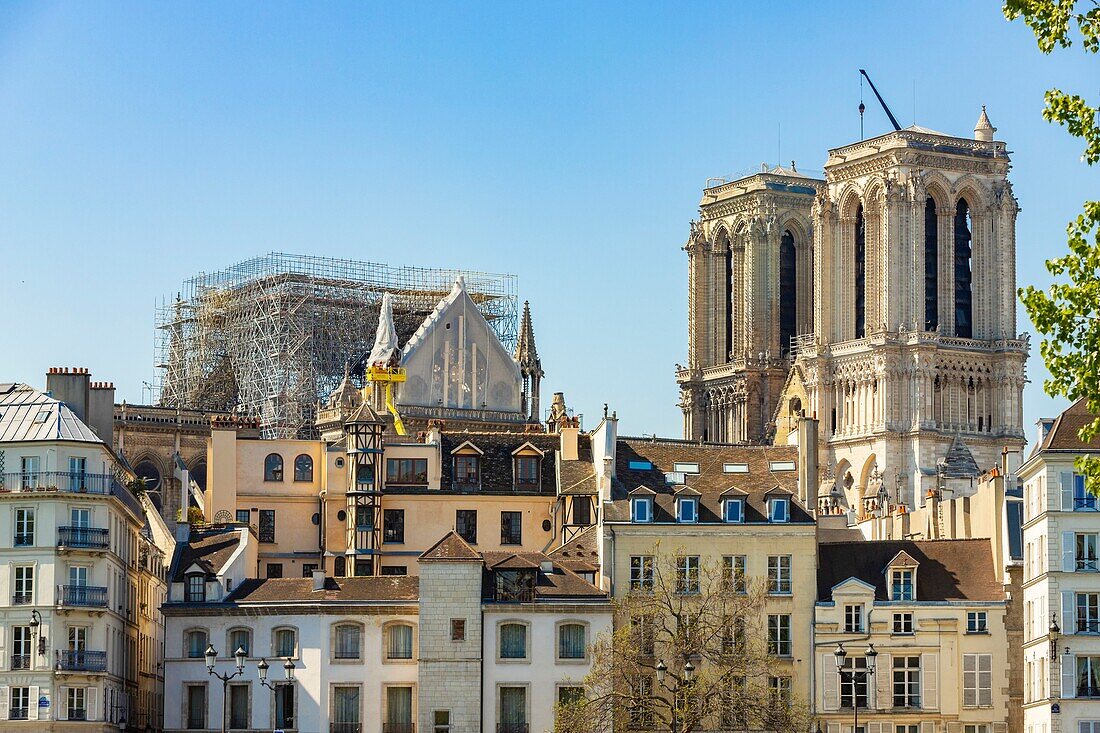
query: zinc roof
[{"left": 0, "top": 383, "right": 103, "bottom": 444}]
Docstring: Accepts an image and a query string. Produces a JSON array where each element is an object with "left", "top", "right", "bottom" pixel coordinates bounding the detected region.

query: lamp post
[
  {"left": 655, "top": 659, "right": 695, "bottom": 733},
  {"left": 257, "top": 657, "right": 296, "bottom": 730},
  {"left": 205, "top": 645, "right": 247, "bottom": 733},
  {"left": 28, "top": 609, "right": 47, "bottom": 662},
  {"left": 834, "top": 643, "right": 877, "bottom": 733}
]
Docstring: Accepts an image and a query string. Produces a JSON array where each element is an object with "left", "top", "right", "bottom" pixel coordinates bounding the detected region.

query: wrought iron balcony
[
  {"left": 1079, "top": 619, "right": 1100, "bottom": 633},
  {"left": 383, "top": 724, "right": 415, "bottom": 733},
  {"left": 58, "top": 585, "right": 108, "bottom": 608},
  {"left": 57, "top": 649, "right": 107, "bottom": 672},
  {"left": 1076, "top": 497, "right": 1099, "bottom": 511},
  {"left": 0, "top": 471, "right": 117, "bottom": 494},
  {"left": 9, "top": 707, "right": 28, "bottom": 720},
  {"left": 330, "top": 724, "right": 362, "bottom": 733},
  {"left": 13, "top": 532, "right": 34, "bottom": 547},
  {"left": 497, "top": 724, "right": 529, "bottom": 733},
  {"left": 12, "top": 593, "right": 33, "bottom": 606},
  {"left": 10, "top": 654, "right": 30, "bottom": 670},
  {"left": 67, "top": 708, "right": 88, "bottom": 721},
  {"left": 58, "top": 526, "right": 109, "bottom": 550}
]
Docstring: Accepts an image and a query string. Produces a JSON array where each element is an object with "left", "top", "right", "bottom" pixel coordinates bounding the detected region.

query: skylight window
[
  {"left": 665, "top": 472, "right": 685, "bottom": 485},
  {"left": 673, "top": 462, "right": 700, "bottom": 474},
  {"left": 33, "top": 411, "right": 50, "bottom": 424},
  {"left": 724, "top": 463, "right": 749, "bottom": 473},
  {"left": 628, "top": 460, "right": 653, "bottom": 471},
  {"left": 770, "top": 461, "right": 796, "bottom": 472}
]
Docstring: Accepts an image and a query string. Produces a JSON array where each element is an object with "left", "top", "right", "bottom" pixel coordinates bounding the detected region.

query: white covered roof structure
[{"left": 0, "top": 383, "right": 103, "bottom": 444}]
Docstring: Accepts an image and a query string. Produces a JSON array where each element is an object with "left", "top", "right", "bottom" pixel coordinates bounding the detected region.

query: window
[
  {"left": 13, "top": 565, "right": 33, "bottom": 604},
  {"left": 855, "top": 203, "right": 866, "bottom": 337},
  {"left": 893, "top": 612, "right": 914, "bottom": 635},
  {"left": 967, "top": 611, "right": 988, "bottom": 633},
  {"left": 632, "top": 615, "right": 655, "bottom": 656},
  {"left": 228, "top": 628, "right": 250, "bottom": 656},
  {"left": 235, "top": 509, "right": 250, "bottom": 524},
  {"left": 723, "top": 555, "right": 747, "bottom": 593},
  {"left": 302, "top": 563, "right": 318, "bottom": 577},
  {"left": 673, "top": 462, "right": 699, "bottom": 473},
  {"left": 455, "top": 455, "right": 480, "bottom": 486},
  {"left": 384, "top": 509, "right": 405, "bottom": 543},
  {"left": 724, "top": 463, "right": 749, "bottom": 473},
  {"left": 845, "top": 604, "right": 864, "bottom": 633},
  {"left": 227, "top": 683, "right": 249, "bottom": 729},
  {"left": 495, "top": 569, "right": 535, "bottom": 602},
  {"left": 963, "top": 653, "right": 993, "bottom": 707},
  {"left": 385, "top": 686, "right": 414, "bottom": 730},
  {"left": 258, "top": 509, "right": 276, "bottom": 543},
  {"left": 381, "top": 566, "right": 407, "bottom": 576},
  {"left": 184, "top": 685, "right": 207, "bottom": 729},
  {"left": 185, "top": 573, "right": 205, "bottom": 602},
  {"left": 770, "top": 460, "right": 796, "bottom": 472},
  {"left": 1073, "top": 473, "right": 1096, "bottom": 510},
  {"left": 722, "top": 616, "right": 746, "bottom": 655},
  {"left": 514, "top": 455, "right": 540, "bottom": 488},
  {"left": 332, "top": 686, "right": 360, "bottom": 729},
  {"left": 9, "top": 686, "right": 29, "bottom": 721},
  {"left": 13, "top": 508, "right": 34, "bottom": 546},
  {"left": 1080, "top": 533, "right": 1100, "bottom": 571},
  {"left": 677, "top": 497, "right": 698, "bottom": 523},
  {"left": 954, "top": 198, "right": 973, "bottom": 337},
  {"left": 450, "top": 619, "right": 466, "bottom": 642},
  {"left": 768, "top": 614, "right": 792, "bottom": 656},
  {"left": 387, "top": 458, "right": 428, "bottom": 485},
  {"left": 263, "top": 454, "right": 283, "bottom": 482},
  {"left": 840, "top": 656, "right": 869, "bottom": 708},
  {"left": 20, "top": 456, "right": 39, "bottom": 489},
  {"left": 723, "top": 498, "right": 744, "bottom": 523},
  {"left": 558, "top": 623, "right": 586, "bottom": 660},
  {"left": 434, "top": 710, "right": 451, "bottom": 733},
  {"left": 897, "top": 727, "right": 919, "bottom": 733},
  {"left": 274, "top": 628, "right": 296, "bottom": 658},
  {"left": 964, "top": 727, "right": 990, "bottom": 733},
  {"left": 676, "top": 555, "right": 700, "bottom": 594},
  {"left": 628, "top": 460, "right": 653, "bottom": 470},
  {"left": 275, "top": 684, "right": 295, "bottom": 730},
  {"left": 893, "top": 656, "right": 921, "bottom": 708},
  {"left": 293, "top": 454, "right": 313, "bottom": 482},
  {"left": 720, "top": 677, "right": 747, "bottom": 729},
  {"left": 768, "top": 497, "right": 790, "bottom": 523},
  {"left": 572, "top": 497, "right": 592, "bottom": 525},
  {"left": 11, "top": 626, "right": 31, "bottom": 670},
  {"left": 891, "top": 568, "right": 915, "bottom": 600},
  {"left": 768, "top": 676, "right": 792, "bottom": 704},
  {"left": 500, "top": 511, "right": 522, "bottom": 545},
  {"left": 334, "top": 624, "right": 362, "bottom": 660},
  {"left": 64, "top": 687, "right": 85, "bottom": 720},
  {"left": 558, "top": 686, "right": 584, "bottom": 706},
  {"left": 629, "top": 676, "right": 654, "bottom": 729},
  {"left": 768, "top": 555, "right": 792, "bottom": 594},
  {"left": 631, "top": 497, "right": 653, "bottom": 523},
  {"left": 266, "top": 563, "right": 283, "bottom": 579},
  {"left": 499, "top": 686, "right": 528, "bottom": 731},
  {"left": 924, "top": 197, "right": 939, "bottom": 329},
  {"left": 386, "top": 624, "right": 414, "bottom": 660},
  {"left": 185, "top": 629, "right": 207, "bottom": 658},
  {"left": 1080, "top": 593, "right": 1100, "bottom": 633},
  {"left": 1080, "top": 656, "right": 1100, "bottom": 697},
  {"left": 630, "top": 556, "right": 654, "bottom": 591},
  {"left": 456, "top": 510, "right": 477, "bottom": 544},
  {"left": 354, "top": 505, "right": 373, "bottom": 531},
  {"left": 499, "top": 623, "right": 528, "bottom": 660}
]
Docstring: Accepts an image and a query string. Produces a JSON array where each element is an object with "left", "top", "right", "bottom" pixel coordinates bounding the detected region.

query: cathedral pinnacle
[
  {"left": 514, "top": 300, "right": 544, "bottom": 378},
  {"left": 974, "top": 105, "right": 996, "bottom": 141}
]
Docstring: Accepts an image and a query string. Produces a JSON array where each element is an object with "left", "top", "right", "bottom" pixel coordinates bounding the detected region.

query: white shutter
[
  {"left": 0, "top": 685, "right": 8, "bottom": 720},
  {"left": 822, "top": 653, "right": 838, "bottom": 710},
  {"left": 921, "top": 722, "right": 936, "bottom": 733},
  {"left": 1063, "top": 653, "right": 1077, "bottom": 698},
  {"left": 963, "top": 654, "right": 977, "bottom": 707},
  {"left": 946, "top": 723, "right": 961, "bottom": 733},
  {"left": 86, "top": 686, "right": 97, "bottom": 722},
  {"left": 60, "top": 686, "right": 68, "bottom": 721},
  {"left": 876, "top": 652, "right": 892, "bottom": 710},
  {"left": 979, "top": 654, "right": 993, "bottom": 707},
  {"left": 827, "top": 724, "right": 841, "bottom": 733},
  {"left": 1064, "top": 532, "right": 1077, "bottom": 572},
  {"left": 922, "top": 653, "right": 938, "bottom": 710},
  {"left": 28, "top": 685, "right": 38, "bottom": 720},
  {"left": 1063, "top": 471, "right": 1076, "bottom": 511},
  {"left": 1064, "top": 591, "right": 1077, "bottom": 635}
]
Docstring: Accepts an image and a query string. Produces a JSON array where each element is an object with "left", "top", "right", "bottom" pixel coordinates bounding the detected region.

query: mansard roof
[
  {"left": 0, "top": 383, "right": 104, "bottom": 444},
  {"left": 1040, "top": 398, "right": 1100, "bottom": 453},
  {"left": 435, "top": 431, "right": 559, "bottom": 495},
  {"left": 170, "top": 525, "right": 247, "bottom": 582},
  {"left": 548, "top": 525, "right": 599, "bottom": 573},
  {"left": 226, "top": 575, "right": 419, "bottom": 604},
  {"left": 816, "top": 539, "right": 1004, "bottom": 603},
  {"left": 604, "top": 438, "right": 813, "bottom": 524}
]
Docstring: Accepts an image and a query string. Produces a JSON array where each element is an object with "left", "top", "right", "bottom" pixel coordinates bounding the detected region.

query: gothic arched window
[
  {"left": 724, "top": 235, "right": 733, "bottom": 360},
  {"left": 924, "top": 197, "right": 939, "bottom": 330},
  {"left": 855, "top": 205, "right": 866, "bottom": 338},
  {"left": 954, "top": 198, "right": 973, "bottom": 338},
  {"left": 779, "top": 230, "right": 797, "bottom": 355}
]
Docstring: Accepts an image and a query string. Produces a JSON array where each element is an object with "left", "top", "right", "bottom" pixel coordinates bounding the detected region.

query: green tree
[{"left": 1007, "top": 0, "right": 1100, "bottom": 488}]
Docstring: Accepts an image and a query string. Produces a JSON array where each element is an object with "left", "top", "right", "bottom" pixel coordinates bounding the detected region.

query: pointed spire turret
[
  {"left": 974, "top": 105, "right": 996, "bottom": 141},
  {"left": 514, "top": 300, "right": 544, "bottom": 422}
]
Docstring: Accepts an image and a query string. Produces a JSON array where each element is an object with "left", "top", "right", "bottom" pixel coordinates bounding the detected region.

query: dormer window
[
  {"left": 723, "top": 498, "right": 744, "bottom": 523},
  {"left": 891, "top": 568, "right": 915, "bottom": 601},
  {"left": 185, "top": 573, "right": 206, "bottom": 602},
  {"left": 768, "top": 497, "right": 790, "bottom": 523},
  {"left": 631, "top": 497, "right": 653, "bottom": 523},
  {"left": 514, "top": 455, "right": 540, "bottom": 490},
  {"left": 455, "top": 455, "right": 480, "bottom": 488},
  {"left": 677, "top": 497, "right": 698, "bottom": 523}
]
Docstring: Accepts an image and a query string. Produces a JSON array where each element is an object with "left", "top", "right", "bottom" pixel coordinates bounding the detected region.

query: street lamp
[
  {"left": 29, "top": 609, "right": 46, "bottom": 659},
  {"left": 655, "top": 659, "right": 696, "bottom": 733},
  {"left": 258, "top": 657, "right": 297, "bottom": 729},
  {"left": 204, "top": 645, "right": 247, "bottom": 733},
  {"left": 834, "top": 643, "right": 877, "bottom": 733}
]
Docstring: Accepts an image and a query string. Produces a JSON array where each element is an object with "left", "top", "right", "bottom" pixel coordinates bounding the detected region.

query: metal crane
[{"left": 859, "top": 69, "right": 902, "bottom": 139}]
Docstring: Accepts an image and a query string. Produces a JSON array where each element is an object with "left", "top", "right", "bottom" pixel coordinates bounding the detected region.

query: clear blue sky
[{"left": 0, "top": 1, "right": 1094, "bottom": 440}]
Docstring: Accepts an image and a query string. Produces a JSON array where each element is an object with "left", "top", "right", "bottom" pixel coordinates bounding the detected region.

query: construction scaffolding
[{"left": 154, "top": 252, "right": 518, "bottom": 439}]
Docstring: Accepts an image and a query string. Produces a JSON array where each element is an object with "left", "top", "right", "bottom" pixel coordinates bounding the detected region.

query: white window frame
[
  {"left": 844, "top": 604, "right": 864, "bottom": 633},
  {"left": 631, "top": 498, "right": 652, "bottom": 523},
  {"left": 676, "top": 497, "right": 698, "bottom": 523},
  {"left": 723, "top": 498, "right": 744, "bottom": 523},
  {"left": 767, "top": 555, "right": 792, "bottom": 595}
]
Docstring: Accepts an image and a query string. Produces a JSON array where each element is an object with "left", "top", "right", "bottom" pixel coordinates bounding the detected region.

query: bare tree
[{"left": 555, "top": 544, "right": 813, "bottom": 733}]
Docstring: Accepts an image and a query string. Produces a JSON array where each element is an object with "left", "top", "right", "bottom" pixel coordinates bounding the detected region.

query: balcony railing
[
  {"left": 0, "top": 471, "right": 117, "bottom": 494},
  {"left": 10, "top": 654, "right": 30, "bottom": 670},
  {"left": 1080, "top": 686, "right": 1100, "bottom": 699},
  {"left": 58, "top": 526, "right": 110, "bottom": 549},
  {"left": 58, "top": 585, "right": 108, "bottom": 608},
  {"left": 1078, "top": 558, "right": 1099, "bottom": 572},
  {"left": 1080, "top": 619, "right": 1100, "bottom": 634},
  {"left": 13, "top": 533, "right": 34, "bottom": 546},
  {"left": 330, "top": 723, "right": 362, "bottom": 733},
  {"left": 498, "top": 724, "right": 530, "bottom": 733},
  {"left": 57, "top": 649, "right": 107, "bottom": 672},
  {"left": 1076, "top": 497, "right": 1099, "bottom": 511},
  {"left": 12, "top": 593, "right": 33, "bottom": 606},
  {"left": 67, "top": 708, "right": 87, "bottom": 721},
  {"left": 383, "top": 724, "right": 415, "bottom": 733},
  {"left": 9, "top": 707, "right": 28, "bottom": 720}
]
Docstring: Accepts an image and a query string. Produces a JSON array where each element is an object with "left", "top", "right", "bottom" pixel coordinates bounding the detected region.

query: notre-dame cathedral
[{"left": 677, "top": 108, "right": 1028, "bottom": 510}]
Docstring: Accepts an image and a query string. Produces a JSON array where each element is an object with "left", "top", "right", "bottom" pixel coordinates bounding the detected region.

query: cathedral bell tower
[{"left": 797, "top": 110, "right": 1027, "bottom": 510}]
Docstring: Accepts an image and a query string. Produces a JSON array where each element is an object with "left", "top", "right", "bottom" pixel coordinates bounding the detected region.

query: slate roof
[
  {"left": 227, "top": 575, "right": 419, "bottom": 603},
  {"left": 559, "top": 434, "right": 597, "bottom": 495},
  {"left": 480, "top": 549, "right": 607, "bottom": 600},
  {"left": 1040, "top": 398, "right": 1100, "bottom": 452},
  {"left": 436, "top": 431, "right": 559, "bottom": 494},
  {"left": 419, "top": 531, "right": 481, "bottom": 562},
  {"left": 0, "top": 383, "right": 104, "bottom": 444},
  {"left": 604, "top": 439, "right": 811, "bottom": 524},
  {"left": 816, "top": 539, "right": 1004, "bottom": 603},
  {"left": 548, "top": 525, "right": 599, "bottom": 572},
  {"left": 940, "top": 436, "right": 981, "bottom": 478},
  {"left": 171, "top": 526, "right": 246, "bottom": 582}
]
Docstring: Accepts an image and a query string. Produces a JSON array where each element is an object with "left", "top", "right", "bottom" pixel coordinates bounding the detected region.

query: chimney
[
  {"left": 426, "top": 419, "right": 444, "bottom": 446},
  {"left": 45, "top": 367, "right": 91, "bottom": 424},
  {"left": 560, "top": 425, "right": 579, "bottom": 461},
  {"left": 797, "top": 417, "right": 819, "bottom": 511},
  {"left": 312, "top": 569, "right": 327, "bottom": 592},
  {"left": 87, "top": 380, "right": 116, "bottom": 444}
]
